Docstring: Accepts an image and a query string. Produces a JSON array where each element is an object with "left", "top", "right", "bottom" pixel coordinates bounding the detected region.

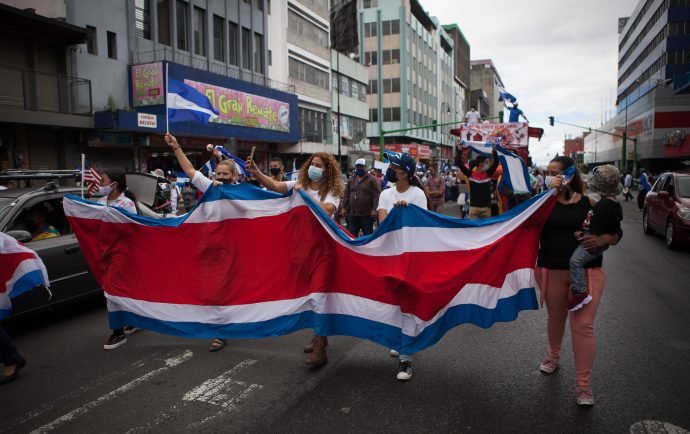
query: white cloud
[{"left": 421, "top": 0, "right": 638, "bottom": 165}]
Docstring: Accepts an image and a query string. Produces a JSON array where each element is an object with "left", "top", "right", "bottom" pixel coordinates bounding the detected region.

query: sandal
[{"left": 209, "top": 338, "right": 227, "bottom": 352}]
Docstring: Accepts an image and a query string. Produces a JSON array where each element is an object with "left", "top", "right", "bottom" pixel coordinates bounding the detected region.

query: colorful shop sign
[
  {"left": 184, "top": 79, "right": 291, "bottom": 133},
  {"left": 131, "top": 62, "right": 164, "bottom": 107},
  {"left": 457, "top": 122, "right": 529, "bottom": 147}
]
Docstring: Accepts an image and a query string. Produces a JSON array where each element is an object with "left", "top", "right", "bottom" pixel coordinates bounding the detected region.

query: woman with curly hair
[{"left": 246, "top": 152, "right": 343, "bottom": 366}]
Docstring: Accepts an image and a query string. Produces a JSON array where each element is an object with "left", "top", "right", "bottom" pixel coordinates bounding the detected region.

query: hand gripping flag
[
  {"left": 63, "top": 186, "right": 556, "bottom": 354},
  {"left": 199, "top": 145, "right": 248, "bottom": 178},
  {"left": 0, "top": 232, "right": 50, "bottom": 319},
  {"left": 167, "top": 78, "right": 220, "bottom": 124},
  {"left": 462, "top": 140, "right": 533, "bottom": 194},
  {"left": 497, "top": 86, "right": 517, "bottom": 104}
]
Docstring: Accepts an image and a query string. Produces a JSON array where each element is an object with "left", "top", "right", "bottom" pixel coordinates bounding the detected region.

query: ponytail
[{"left": 409, "top": 174, "right": 433, "bottom": 210}]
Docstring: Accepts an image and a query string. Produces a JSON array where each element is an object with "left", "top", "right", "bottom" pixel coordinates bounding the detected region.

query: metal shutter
[
  {"left": 27, "top": 130, "right": 59, "bottom": 170},
  {"left": 0, "top": 35, "right": 28, "bottom": 108}
]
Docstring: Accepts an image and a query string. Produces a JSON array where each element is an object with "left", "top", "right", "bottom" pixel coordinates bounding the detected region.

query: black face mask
[
  {"left": 385, "top": 167, "right": 398, "bottom": 183},
  {"left": 218, "top": 178, "right": 233, "bottom": 184},
  {"left": 269, "top": 167, "right": 281, "bottom": 176}
]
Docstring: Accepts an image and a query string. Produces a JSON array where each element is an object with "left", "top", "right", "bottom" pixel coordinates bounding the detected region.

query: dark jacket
[{"left": 343, "top": 173, "right": 381, "bottom": 216}]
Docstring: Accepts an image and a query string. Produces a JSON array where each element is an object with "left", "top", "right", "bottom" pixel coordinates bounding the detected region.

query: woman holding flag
[
  {"left": 245, "top": 151, "right": 343, "bottom": 367},
  {"left": 165, "top": 133, "right": 238, "bottom": 352}
]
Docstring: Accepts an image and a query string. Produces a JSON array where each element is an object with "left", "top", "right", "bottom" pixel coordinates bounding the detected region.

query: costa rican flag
[
  {"left": 0, "top": 232, "right": 50, "bottom": 319},
  {"left": 63, "top": 186, "right": 556, "bottom": 354}
]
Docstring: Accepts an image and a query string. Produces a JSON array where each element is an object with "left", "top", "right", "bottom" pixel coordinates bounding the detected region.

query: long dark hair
[
  {"left": 407, "top": 173, "right": 433, "bottom": 211},
  {"left": 549, "top": 156, "right": 583, "bottom": 200},
  {"left": 102, "top": 169, "right": 141, "bottom": 215}
]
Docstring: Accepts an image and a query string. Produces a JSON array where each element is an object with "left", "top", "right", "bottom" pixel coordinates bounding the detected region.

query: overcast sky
[{"left": 421, "top": 0, "right": 639, "bottom": 166}]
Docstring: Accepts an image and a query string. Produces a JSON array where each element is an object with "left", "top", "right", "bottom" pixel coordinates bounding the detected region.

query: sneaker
[
  {"left": 123, "top": 326, "right": 140, "bottom": 335},
  {"left": 104, "top": 333, "right": 127, "bottom": 350},
  {"left": 576, "top": 386, "right": 594, "bottom": 406},
  {"left": 396, "top": 361, "right": 412, "bottom": 381},
  {"left": 539, "top": 357, "right": 559, "bottom": 374},
  {"left": 568, "top": 290, "right": 593, "bottom": 312},
  {"left": 390, "top": 349, "right": 400, "bottom": 357}
]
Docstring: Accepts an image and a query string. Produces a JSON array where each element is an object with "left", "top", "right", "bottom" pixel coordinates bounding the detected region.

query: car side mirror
[{"left": 7, "top": 230, "right": 32, "bottom": 243}]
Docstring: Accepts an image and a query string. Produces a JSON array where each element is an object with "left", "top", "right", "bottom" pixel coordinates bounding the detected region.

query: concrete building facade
[{"left": 470, "top": 59, "right": 504, "bottom": 122}]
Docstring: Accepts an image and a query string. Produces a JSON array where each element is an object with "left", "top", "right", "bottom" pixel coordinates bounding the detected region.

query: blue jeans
[
  {"left": 569, "top": 244, "right": 608, "bottom": 293},
  {"left": 0, "top": 326, "right": 21, "bottom": 366}
]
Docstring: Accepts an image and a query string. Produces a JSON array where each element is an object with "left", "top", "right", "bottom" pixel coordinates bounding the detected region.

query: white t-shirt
[
  {"left": 377, "top": 185, "right": 428, "bottom": 213},
  {"left": 285, "top": 180, "right": 340, "bottom": 209},
  {"left": 97, "top": 192, "right": 137, "bottom": 214},
  {"left": 191, "top": 171, "right": 213, "bottom": 193},
  {"left": 465, "top": 111, "right": 481, "bottom": 123}
]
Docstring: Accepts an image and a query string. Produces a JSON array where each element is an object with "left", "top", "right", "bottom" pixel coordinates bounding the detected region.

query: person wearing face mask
[
  {"left": 341, "top": 158, "right": 381, "bottom": 237},
  {"left": 97, "top": 169, "right": 141, "bottom": 350},
  {"left": 377, "top": 152, "right": 431, "bottom": 381},
  {"left": 424, "top": 164, "right": 445, "bottom": 212},
  {"left": 268, "top": 157, "right": 287, "bottom": 182},
  {"left": 165, "top": 134, "right": 239, "bottom": 352},
  {"left": 246, "top": 151, "right": 344, "bottom": 367},
  {"left": 454, "top": 142, "right": 499, "bottom": 219}
]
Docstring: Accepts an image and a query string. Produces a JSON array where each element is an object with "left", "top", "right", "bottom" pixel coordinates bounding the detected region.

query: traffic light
[{"left": 548, "top": 116, "right": 555, "bottom": 126}]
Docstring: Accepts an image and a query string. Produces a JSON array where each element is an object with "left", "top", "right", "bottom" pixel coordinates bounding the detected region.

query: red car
[{"left": 643, "top": 171, "right": 690, "bottom": 249}]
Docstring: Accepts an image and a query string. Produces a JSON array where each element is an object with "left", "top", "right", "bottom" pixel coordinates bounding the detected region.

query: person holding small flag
[
  {"left": 246, "top": 151, "right": 343, "bottom": 367},
  {"left": 454, "top": 142, "right": 499, "bottom": 219}
]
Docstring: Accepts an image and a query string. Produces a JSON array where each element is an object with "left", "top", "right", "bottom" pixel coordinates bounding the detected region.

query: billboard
[
  {"left": 131, "top": 62, "right": 165, "bottom": 107},
  {"left": 183, "top": 79, "right": 291, "bottom": 132},
  {"left": 369, "top": 143, "right": 432, "bottom": 160},
  {"left": 457, "top": 122, "right": 529, "bottom": 147}
]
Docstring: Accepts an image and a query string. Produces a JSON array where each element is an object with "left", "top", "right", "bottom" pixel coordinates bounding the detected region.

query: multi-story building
[
  {"left": 0, "top": 2, "right": 91, "bottom": 171},
  {"left": 360, "top": 0, "right": 458, "bottom": 164},
  {"left": 1, "top": 0, "right": 300, "bottom": 173},
  {"left": 441, "top": 23, "right": 470, "bottom": 115},
  {"left": 584, "top": 0, "right": 690, "bottom": 172},
  {"left": 470, "top": 59, "right": 504, "bottom": 122},
  {"left": 267, "top": 0, "right": 334, "bottom": 167},
  {"left": 564, "top": 134, "right": 586, "bottom": 161}
]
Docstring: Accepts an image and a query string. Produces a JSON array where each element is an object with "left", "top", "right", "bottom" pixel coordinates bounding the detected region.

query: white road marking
[
  {"left": 630, "top": 420, "right": 689, "bottom": 434},
  {"left": 29, "top": 350, "right": 193, "bottom": 434},
  {"left": 182, "top": 359, "right": 259, "bottom": 407}
]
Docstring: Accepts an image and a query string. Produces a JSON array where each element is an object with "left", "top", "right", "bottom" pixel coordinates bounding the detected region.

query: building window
[
  {"left": 193, "top": 7, "right": 205, "bottom": 56},
  {"left": 86, "top": 25, "right": 97, "bottom": 54},
  {"left": 241, "top": 27, "right": 251, "bottom": 69},
  {"left": 300, "top": 108, "right": 327, "bottom": 143},
  {"left": 362, "top": 0, "right": 378, "bottom": 8},
  {"left": 288, "top": 10, "right": 328, "bottom": 48},
  {"left": 213, "top": 15, "right": 224, "bottom": 61},
  {"left": 157, "top": 0, "right": 170, "bottom": 45},
  {"left": 267, "top": 0, "right": 271, "bottom": 14},
  {"left": 369, "top": 80, "right": 377, "bottom": 94},
  {"left": 176, "top": 0, "right": 188, "bottom": 51},
  {"left": 254, "top": 33, "right": 263, "bottom": 73},
  {"left": 364, "top": 51, "right": 377, "bottom": 65},
  {"left": 255, "top": 0, "right": 263, "bottom": 11},
  {"left": 289, "top": 58, "right": 329, "bottom": 89},
  {"left": 107, "top": 31, "right": 117, "bottom": 59},
  {"left": 364, "top": 22, "right": 378, "bottom": 37},
  {"left": 135, "top": 0, "right": 151, "bottom": 40},
  {"left": 370, "top": 108, "right": 378, "bottom": 122},
  {"left": 228, "top": 22, "right": 238, "bottom": 65}
]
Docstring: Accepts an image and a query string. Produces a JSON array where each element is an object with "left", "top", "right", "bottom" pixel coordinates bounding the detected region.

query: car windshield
[{"left": 678, "top": 176, "right": 690, "bottom": 198}]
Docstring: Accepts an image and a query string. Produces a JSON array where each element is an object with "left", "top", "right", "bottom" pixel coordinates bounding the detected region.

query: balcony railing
[
  {"left": 131, "top": 48, "right": 295, "bottom": 94},
  {"left": 0, "top": 64, "right": 92, "bottom": 115}
]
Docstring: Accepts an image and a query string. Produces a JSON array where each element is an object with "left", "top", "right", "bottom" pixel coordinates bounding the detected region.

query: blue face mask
[
  {"left": 308, "top": 165, "right": 323, "bottom": 181},
  {"left": 355, "top": 168, "right": 366, "bottom": 177}
]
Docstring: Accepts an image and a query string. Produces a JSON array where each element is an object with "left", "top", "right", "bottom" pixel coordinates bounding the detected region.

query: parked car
[
  {"left": 0, "top": 170, "right": 174, "bottom": 318},
  {"left": 643, "top": 170, "right": 690, "bottom": 249}
]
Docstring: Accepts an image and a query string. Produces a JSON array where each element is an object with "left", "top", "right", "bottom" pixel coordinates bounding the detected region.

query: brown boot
[
  {"left": 303, "top": 335, "right": 317, "bottom": 353},
  {"left": 304, "top": 336, "right": 328, "bottom": 366}
]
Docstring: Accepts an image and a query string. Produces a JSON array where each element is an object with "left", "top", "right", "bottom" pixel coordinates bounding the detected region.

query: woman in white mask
[{"left": 246, "top": 152, "right": 344, "bottom": 367}]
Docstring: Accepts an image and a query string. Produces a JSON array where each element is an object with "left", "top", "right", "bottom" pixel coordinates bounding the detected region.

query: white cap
[{"left": 355, "top": 158, "right": 366, "bottom": 167}]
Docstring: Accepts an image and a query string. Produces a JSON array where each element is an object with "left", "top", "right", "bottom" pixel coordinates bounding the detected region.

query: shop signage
[
  {"left": 457, "top": 122, "right": 529, "bottom": 147},
  {"left": 184, "top": 79, "right": 291, "bottom": 132},
  {"left": 131, "top": 62, "right": 164, "bottom": 107},
  {"left": 137, "top": 113, "right": 158, "bottom": 128}
]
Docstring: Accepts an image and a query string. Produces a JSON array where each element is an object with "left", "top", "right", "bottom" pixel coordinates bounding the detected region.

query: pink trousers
[{"left": 535, "top": 267, "right": 605, "bottom": 387}]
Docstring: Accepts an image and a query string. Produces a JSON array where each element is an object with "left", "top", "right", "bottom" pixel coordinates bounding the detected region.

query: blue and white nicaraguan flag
[
  {"left": 462, "top": 140, "right": 533, "bottom": 194},
  {"left": 497, "top": 86, "right": 517, "bottom": 104},
  {"left": 199, "top": 146, "right": 248, "bottom": 178},
  {"left": 0, "top": 232, "right": 50, "bottom": 319},
  {"left": 167, "top": 78, "right": 220, "bottom": 124}
]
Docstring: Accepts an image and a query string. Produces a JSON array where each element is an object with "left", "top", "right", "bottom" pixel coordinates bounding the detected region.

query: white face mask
[
  {"left": 544, "top": 176, "right": 555, "bottom": 189},
  {"left": 98, "top": 183, "right": 114, "bottom": 196}
]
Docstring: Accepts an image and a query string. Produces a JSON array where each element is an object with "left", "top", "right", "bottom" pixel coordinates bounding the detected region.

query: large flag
[
  {"left": 0, "top": 232, "right": 50, "bottom": 319},
  {"left": 63, "top": 187, "right": 556, "bottom": 354},
  {"left": 497, "top": 86, "right": 517, "bottom": 104},
  {"left": 462, "top": 140, "right": 533, "bottom": 194},
  {"left": 167, "top": 78, "right": 220, "bottom": 124}
]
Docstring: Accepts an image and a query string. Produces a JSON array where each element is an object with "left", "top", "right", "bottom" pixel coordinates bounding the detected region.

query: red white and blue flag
[
  {"left": 63, "top": 186, "right": 556, "bottom": 353},
  {"left": 0, "top": 232, "right": 50, "bottom": 319}
]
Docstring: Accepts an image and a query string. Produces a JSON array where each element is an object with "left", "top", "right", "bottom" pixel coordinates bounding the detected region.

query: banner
[
  {"left": 131, "top": 62, "right": 165, "bottom": 107},
  {"left": 369, "top": 143, "right": 432, "bottom": 160},
  {"left": 63, "top": 187, "right": 556, "bottom": 354},
  {"left": 184, "top": 79, "right": 291, "bottom": 132},
  {"left": 457, "top": 123, "right": 529, "bottom": 147}
]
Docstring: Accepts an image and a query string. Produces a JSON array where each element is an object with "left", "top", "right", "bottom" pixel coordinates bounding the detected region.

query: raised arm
[
  {"left": 454, "top": 144, "right": 471, "bottom": 178},
  {"left": 246, "top": 157, "right": 289, "bottom": 194},
  {"left": 165, "top": 134, "right": 196, "bottom": 179},
  {"left": 486, "top": 144, "right": 500, "bottom": 177}
]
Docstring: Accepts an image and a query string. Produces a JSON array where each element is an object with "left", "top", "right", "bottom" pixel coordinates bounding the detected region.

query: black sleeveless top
[{"left": 537, "top": 195, "right": 602, "bottom": 270}]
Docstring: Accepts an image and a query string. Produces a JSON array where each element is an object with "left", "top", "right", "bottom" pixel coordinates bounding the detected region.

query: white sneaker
[
  {"left": 390, "top": 349, "right": 400, "bottom": 357},
  {"left": 396, "top": 361, "right": 412, "bottom": 381}
]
